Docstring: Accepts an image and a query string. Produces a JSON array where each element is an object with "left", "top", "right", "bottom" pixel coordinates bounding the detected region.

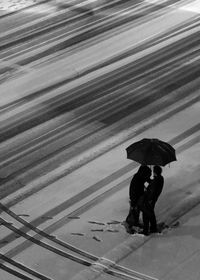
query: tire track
[
  {"left": 0, "top": 54, "right": 199, "bottom": 181},
  {"left": 0, "top": 252, "right": 52, "bottom": 280},
  {"left": 0, "top": 0, "right": 157, "bottom": 85},
  {"left": 0, "top": 123, "right": 199, "bottom": 251},
  {"left": 1, "top": 25, "right": 199, "bottom": 115},
  {"left": 0, "top": 0, "right": 187, "bottom": 68},
  {"left": 0, "top": 133, "right": 199, "bottom": 279},
  {"left": 0, "top": 79, "right": 199, "bottom": 201},
  {"left": 0, "top": 263, "right": 34, "bottom": 280},
  {"left": 0, "top": 33, "right": 199, "bottom": 140},
  {"left": 0, "top": 1, "right": 199, "bottom": 279},
  {"left": 0, "top": 217, "right": 156, "bottom": 280},
  {"left": 0, "top": 0, "right": 147, "bottom": 51}
]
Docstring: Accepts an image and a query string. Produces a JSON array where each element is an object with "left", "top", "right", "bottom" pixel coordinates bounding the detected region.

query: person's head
[
  {"left": 138, "top": 165, "right": 151, "bottom": 180},
  {"left": 153, "top": 165, "right": 162, "bottom": 177}
]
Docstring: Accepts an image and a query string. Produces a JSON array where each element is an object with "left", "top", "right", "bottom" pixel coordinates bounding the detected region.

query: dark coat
[
  {"left": 145, "top": 175, "right": 164, "bottom": 206},
  {"left": 129, "top": 173, "right": 146, "bottom": 207}
]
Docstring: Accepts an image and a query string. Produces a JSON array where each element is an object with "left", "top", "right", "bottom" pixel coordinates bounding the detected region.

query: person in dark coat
[
  {"left": 140, "top": 165, "right": 164, "bottom": 235},
  {"left": 125, "top": 165, "right": 151, "bottom": 233}
]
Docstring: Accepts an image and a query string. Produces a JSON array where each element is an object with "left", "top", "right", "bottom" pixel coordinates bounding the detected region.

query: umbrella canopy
[{"left": 126, "top": 138, "right": 177, "bottom": 166}]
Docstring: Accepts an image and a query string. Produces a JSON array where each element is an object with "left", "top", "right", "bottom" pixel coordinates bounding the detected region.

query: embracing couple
[{"left": 125, "top": 165, "right": 164, "bottom": 236}]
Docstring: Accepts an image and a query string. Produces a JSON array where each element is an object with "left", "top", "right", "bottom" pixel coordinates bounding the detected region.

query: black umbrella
[{"left": 126, "top": 138, "right": 177, "bottom": 166}]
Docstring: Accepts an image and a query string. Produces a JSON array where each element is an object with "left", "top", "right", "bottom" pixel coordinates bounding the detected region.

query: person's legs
[
  {"left": 149, "top": 209, "right": 158, "bottom": 232},
  {"left": 141, "top": 202, "right": 156, "bottom": 235},
  {"left": 125, "top": 207, "right": 132, "bottom": 225},
  {"left": 125, "top": 206, "right": 141, "bottom": 234},
  {"left": 148, "top": 202, "right": 158, "bottom": 232},
  {"left": 126, "top": 205, "right": 140, "bottom": 226},
  {"left": 142, "top": 210, "right": 150, "bottom": 235},
  {"left": 132, "top": 207, "right": 140, "bottom": 226}
]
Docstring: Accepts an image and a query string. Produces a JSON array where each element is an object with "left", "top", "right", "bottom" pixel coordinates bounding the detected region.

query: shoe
[
  {"left": 130, "top": 229, "right": 137, "bottom": 234},
  {"left": 125, "top": 225, "right": 135, "bottom": 234}
]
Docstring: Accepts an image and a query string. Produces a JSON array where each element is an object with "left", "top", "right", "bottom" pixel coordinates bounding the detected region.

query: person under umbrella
[
  {"left": 125, "top": 165, "right": 151, "bottom": 233},
  {"left": 125, "top": 138, "right": 176, "bottom": 235},
  {"left": 139, "top": 165, "right": 164, "bottom": 236}
]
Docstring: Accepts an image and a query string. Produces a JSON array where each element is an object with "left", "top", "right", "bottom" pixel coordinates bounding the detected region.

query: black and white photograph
[{"left": 0, "top": 0, "right": 199, "bottom": 279}]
